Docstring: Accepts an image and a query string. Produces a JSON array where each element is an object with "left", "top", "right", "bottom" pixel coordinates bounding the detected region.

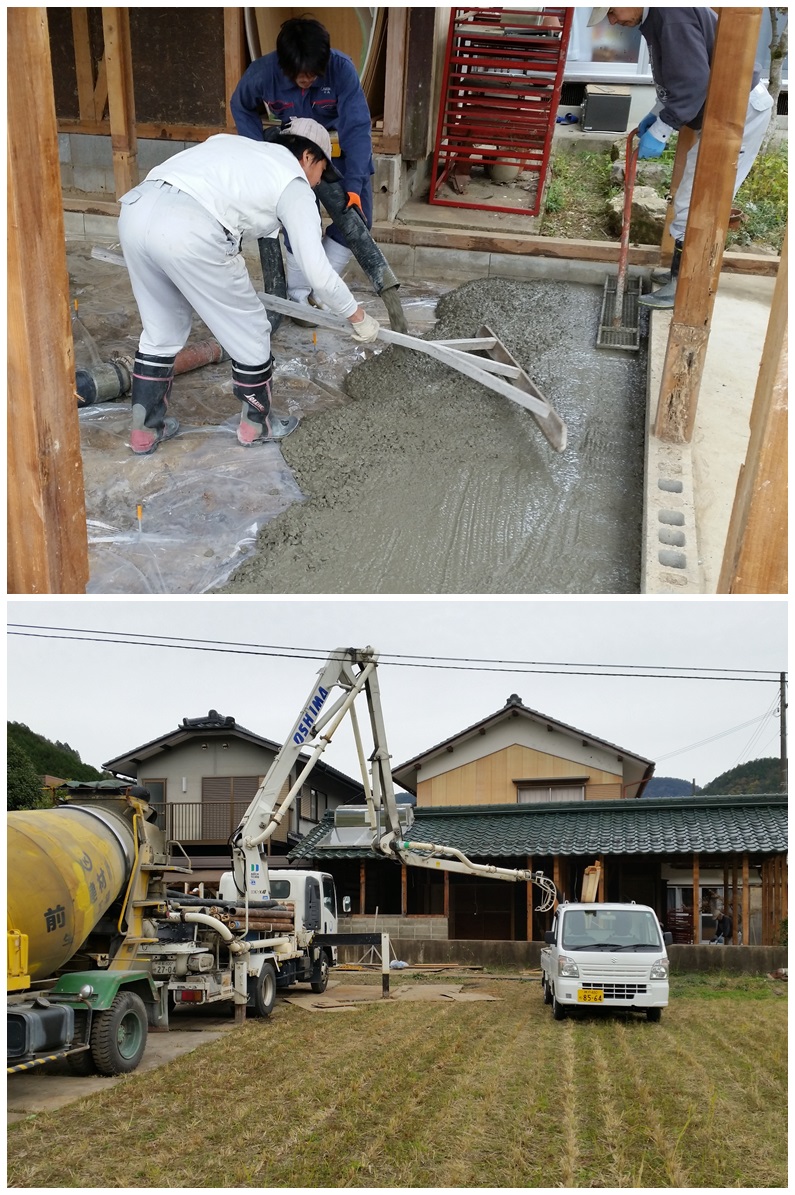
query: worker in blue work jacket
[
  {"left": 231, "top": 17, "right": 375, "bottom": 315},
  {"left": 588, "top": 8, "right": 773, "bottom": 309}
]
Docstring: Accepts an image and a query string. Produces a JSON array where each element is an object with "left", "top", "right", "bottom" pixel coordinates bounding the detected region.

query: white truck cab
[{"left": 540, "top": 902, "right": 673, "bottom": 1022}]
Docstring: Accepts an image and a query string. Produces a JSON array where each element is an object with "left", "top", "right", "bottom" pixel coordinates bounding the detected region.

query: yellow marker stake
[
  {"left": 137, "top": 504, "right": 143, "bottom": 535},
  {"left": 312, "top": 332, "right": 317, "bottom": 354}
]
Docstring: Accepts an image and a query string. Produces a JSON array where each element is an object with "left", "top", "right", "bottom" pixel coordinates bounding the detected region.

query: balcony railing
[{"left": 161, "top": 800, "right": 258, "bottom": 844}]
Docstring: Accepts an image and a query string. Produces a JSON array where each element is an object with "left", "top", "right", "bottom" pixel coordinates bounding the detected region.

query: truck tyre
[
  {"left": 90, "top": 991, "right": 148, "bottom": 1075},
  {"left": 310, "top": 950, "right": 330, "bottom": 994},
  {"left": 646, "top": 1007, "right": 662, "bottom": 1022},
  {"left": 552, "top": 989, "right": 567, "bottom": 1020},
  {"left": 542, "top": 976, "right": 552, "bottom": 1005},
  {"left": 249, "top": 960, "right": 277, "bottom": 1017},
  {"left": 66, "top": 1047, "right": 96, "bottom": 1076}
]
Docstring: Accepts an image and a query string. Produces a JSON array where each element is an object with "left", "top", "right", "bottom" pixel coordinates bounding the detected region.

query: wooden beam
[
  {"left": 359, "top": 859, "right": 366, "bottom": 915},
  {"left": 223, "top": 8, "right": 246, "bottom": 133},
  {"left": 655, "top": 8, "right": 764, "bottom": 443},
  {"left": 400, "top": 864, "right": 407, "bottom": 916},
  {"left": 8, "top": 9, "right": 89, "bottom": 594},
  {"left": 443, "top": 870, "right": 449, "bottom": 921},
  {"left": 94, "top": 53, "right": 108, "bottom": 122},
  {"left": 71, "top": 8, "right": 96, "bottom": 122},
  {"left": 692, "top": 854, "right": 700, "bottom": 943},
  {"left": 598, "top": 855, "right": 606, "bottom": 902},
  {"left": 717, "top": 228, "right": 788, "bottom": 593},
  {"left": 381, "top": 7, "right": 408, "bottom": 154},
  {"left": 732, "top": 856, "right": 739, "bottom": 945},
  {"left": 102, "top": 7, "right": 137, "bottom": 197}
]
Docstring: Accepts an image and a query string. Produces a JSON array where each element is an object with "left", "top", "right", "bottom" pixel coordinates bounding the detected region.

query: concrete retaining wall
[{"left": 337, "top": 936, "right": 787, "bottom": 974}]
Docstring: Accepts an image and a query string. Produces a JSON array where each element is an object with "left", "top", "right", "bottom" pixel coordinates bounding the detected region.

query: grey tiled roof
[{"left": 288, "top": 794, "right": 787, "bottom": 861}]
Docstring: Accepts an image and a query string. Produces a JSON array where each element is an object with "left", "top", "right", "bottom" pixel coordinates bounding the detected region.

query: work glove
[
  {"left": 349, "top": 310, "right": 380, "bottom": 343},
  {"left": 638, "top": 130, "right": 666, "bottom": 159},
  {"left": 346, "top": 191, "right": 365, "bottom": 220},
  {"left": 638, "top": 111, "right": 657, "bottom": 136}
]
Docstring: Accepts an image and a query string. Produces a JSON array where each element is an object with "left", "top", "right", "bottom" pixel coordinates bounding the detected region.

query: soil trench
[{"left": 220, "top": 278, "right": 647, "bottom": 594}]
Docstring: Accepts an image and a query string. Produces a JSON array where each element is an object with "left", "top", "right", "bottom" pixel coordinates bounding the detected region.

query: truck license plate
[{"left": 577, "top": 989, "right": 603, "bottom": 1003}]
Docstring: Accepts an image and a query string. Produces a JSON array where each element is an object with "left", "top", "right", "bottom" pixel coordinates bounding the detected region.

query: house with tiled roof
[
  {"left": 103, "top": 709, "right": 365, "bottom": 882},
  {"left": 289, "top": 695, "right": 788, "bottom": 948}
]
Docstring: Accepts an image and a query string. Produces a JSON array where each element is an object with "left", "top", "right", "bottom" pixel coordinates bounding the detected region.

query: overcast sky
[{"left": 6, "top": 598, "right": 787, "bottom": 790}]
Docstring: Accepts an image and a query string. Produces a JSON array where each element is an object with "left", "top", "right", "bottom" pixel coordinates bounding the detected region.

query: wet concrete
[{"left": 220, "top": 278, "right": 648, "bottom": 594}]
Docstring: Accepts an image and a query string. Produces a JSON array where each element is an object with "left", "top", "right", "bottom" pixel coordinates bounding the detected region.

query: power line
[{"left": 6, "top": 625, "right": 784, "bottom": 683}]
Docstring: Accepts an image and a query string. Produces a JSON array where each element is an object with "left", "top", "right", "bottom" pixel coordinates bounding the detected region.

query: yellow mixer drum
[{"left": 7, "top": 804, "right": 136, "bottom": 985}]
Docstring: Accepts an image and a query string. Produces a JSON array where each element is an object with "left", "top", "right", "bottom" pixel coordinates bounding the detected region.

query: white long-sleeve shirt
[{"left": 146, "top": 134, "right": 358, "bottom": 318}]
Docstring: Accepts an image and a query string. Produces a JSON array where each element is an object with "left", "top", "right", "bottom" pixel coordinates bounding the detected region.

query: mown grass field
[{"left": 7, "top": 973, "right": 787, "bottom": 1188}]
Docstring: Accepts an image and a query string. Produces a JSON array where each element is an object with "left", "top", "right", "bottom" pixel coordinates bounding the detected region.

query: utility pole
[{"left": 780, "top": 673, "right": 788, "bottom": 793}]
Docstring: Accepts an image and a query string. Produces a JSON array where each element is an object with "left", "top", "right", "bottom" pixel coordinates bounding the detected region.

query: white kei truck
[{"left": 540, "top": 902, "right": 673, "bottom": 1022}]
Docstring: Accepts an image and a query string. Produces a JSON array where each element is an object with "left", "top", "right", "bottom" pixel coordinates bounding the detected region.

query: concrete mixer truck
[{"left": 7, "top": 788, "right": 339, "bottom": 1076}]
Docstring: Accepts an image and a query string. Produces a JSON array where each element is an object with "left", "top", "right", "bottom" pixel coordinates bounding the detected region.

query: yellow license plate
[{"left": 577, "top": 989, "right": 604, "bottom": 1003}]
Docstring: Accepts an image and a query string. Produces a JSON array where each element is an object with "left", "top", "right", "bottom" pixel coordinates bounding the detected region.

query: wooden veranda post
[
  {"left": 742, "top": 855, "right": 750, "bottom": 947},
  {"left": 102, "top": 7, "right": 138, "bottom": 197},
  {"left": 692, "top": 854, "right": 700, "bottom": 944},
  {"left": 7, "top": 8, "right": 89, "bottom": 593},
  {"left": 654, "top": 8, "right": 764, "bottom": 443},
  {"left": 717, "top": 228, "right": 788, "bottom": 593},
  {"left": 526, "top": 856, "right": 533, "bottom": 942}
]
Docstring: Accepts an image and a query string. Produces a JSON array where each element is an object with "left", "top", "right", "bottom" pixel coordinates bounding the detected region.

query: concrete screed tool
[
  {"left": 596, "top": 128, "right": 645, "bottom": 351},
  {"left": 259, "top": 291, "right": 567, "bottom": 453}
]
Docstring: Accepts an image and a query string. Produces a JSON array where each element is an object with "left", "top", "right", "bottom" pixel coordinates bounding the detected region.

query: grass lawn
[{"left": 7, "top": 973, "right": 787, "bottom": 1188}]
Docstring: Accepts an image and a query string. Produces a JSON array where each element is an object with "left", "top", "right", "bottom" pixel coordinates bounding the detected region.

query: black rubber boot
[
  {"left": 232, "top": 357, "right": 299, "bottom": 445},
  {"left": 640, "top": 239, "right": 683, "bottom": 309},
  {"left": 130, "top": 352, "right": 179, "bottom": 455}
]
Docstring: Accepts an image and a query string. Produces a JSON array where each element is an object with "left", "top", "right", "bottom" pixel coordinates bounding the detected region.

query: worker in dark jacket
[
  {"left": 231, "top": 17, "right": 374, "bottom": 309},
  {"left": 588, "top": 8, "right": 773, "bottom": 308}
]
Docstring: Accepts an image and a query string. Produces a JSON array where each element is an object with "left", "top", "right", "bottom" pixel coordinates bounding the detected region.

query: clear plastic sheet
[{"left": 68, "top": 239, "right": 444, "bottom": 593}]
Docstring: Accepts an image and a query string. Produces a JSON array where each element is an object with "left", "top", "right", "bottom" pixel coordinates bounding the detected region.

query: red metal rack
[{"left": 429, "top": 8, "right": 573, "bottom": 216}]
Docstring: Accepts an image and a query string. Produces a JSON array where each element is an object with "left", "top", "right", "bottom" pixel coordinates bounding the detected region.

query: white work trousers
[
  {"left": 670, "top": 82, "right": 774, "bottom": 242},
  {"left": 118, "top": 179, "right": 271, "bottom": 364}
]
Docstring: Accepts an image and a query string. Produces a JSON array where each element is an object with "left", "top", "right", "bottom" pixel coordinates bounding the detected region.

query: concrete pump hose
[{"left": 176, "top": 910, "right": 250, "bottom": 954}]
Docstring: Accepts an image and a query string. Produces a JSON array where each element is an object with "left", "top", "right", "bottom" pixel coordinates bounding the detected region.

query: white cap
[
  {"left": 283, "top": 118, "right": 333, "bottom": 164},
  {"left": 588, "top": 8, "right": 610, "bottom": 26}
]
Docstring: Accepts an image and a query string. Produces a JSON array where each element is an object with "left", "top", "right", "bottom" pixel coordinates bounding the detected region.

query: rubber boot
[
  {"left": 232, "top": 358, "right": 299, "bottom": 446},
  {"left": 640, "top": 239, "right": 682, "bottom": 310},
  {"left": 130, "top": 352, "right": 180, "bottom": 455}
]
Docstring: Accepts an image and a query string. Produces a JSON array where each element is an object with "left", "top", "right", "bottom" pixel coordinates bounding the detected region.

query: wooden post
[
  {"left": 400, "top": 863, "right": 407, "bottom": 916},
  {"left": 7, "top": 8, "right": 89, "bottom": 594},
  {"left": 102, "top": 7, "right": 137, "bottom": 197},
  {"left": 401, "top": 8, "right": 439, "bottom": 160},
  {"left": 443, "top": 870, "right": 449, "bottom": 922},
  {"left": 598, "top": 855, "right": 606, "bottom": 902},
  {"left": 526, "top": 856, "right": 534, "bottom": 942},
  {"left": 660, "top": 127, "right": 698, "bottom": 264},
  {"left": 717, "top": 228, "right": 787, "bottom": 593},
  {"left": 742, "top": 854, "right": 750, "bottom": 947},
  {"left": 654, "top": 8, "right": 764, "bottom": 443},
  {"left": 71, "top": 9, "right": 96, "bottom": 121},
  {"left": 553, "top": 855, "right": 563, "bottom": 907},
  {"left": 732, "top": 856, "right": 739, "bottom": 945},
  {"left": 781, "top": 854, "right": 788, "bottom": 924},
  {"left": 692, "top": 854, "right": 700, "bottom": 943},
  {"left": 224, "top": 8, "right": 246, "bottom": 132},
  {"left": 359, "top": 860, "right": 366, "bottom": 914},
  {"left": 381, "top": 7, "right": 408, "bottom": 154}
]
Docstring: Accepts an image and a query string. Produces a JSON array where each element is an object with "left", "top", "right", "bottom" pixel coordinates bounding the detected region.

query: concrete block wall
[
  {"left": 60, "top": 134, "right": 197, "bottom": 195},
  {"left": 338, "top": 914, "right": 449, "bottom": 941},
  {"left": 337, "top": 937, "right": 787, "bottom": 973}
]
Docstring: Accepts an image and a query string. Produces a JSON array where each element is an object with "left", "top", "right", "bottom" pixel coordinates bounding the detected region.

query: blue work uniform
[{"left": 231, "top": 49, "right": 374, "bottom": 246}]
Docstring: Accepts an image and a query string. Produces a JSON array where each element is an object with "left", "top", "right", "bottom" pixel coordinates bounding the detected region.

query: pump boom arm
[{"left": 230, "top": 645, "right": 558, "bottom": 912}]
